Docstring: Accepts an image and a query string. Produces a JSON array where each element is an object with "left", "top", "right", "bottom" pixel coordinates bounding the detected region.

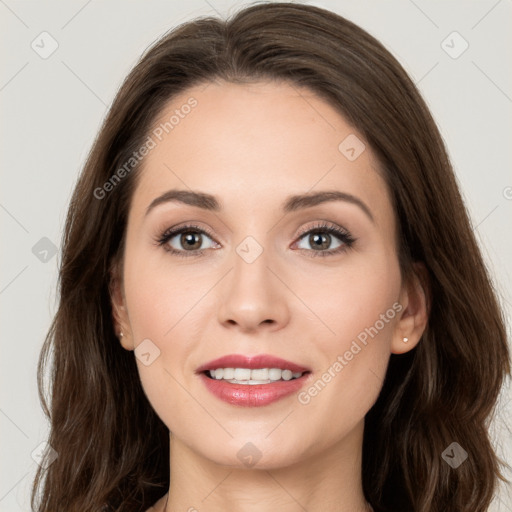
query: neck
[{"left": 162, "top": 420, "right": 371, "bottom": 512}]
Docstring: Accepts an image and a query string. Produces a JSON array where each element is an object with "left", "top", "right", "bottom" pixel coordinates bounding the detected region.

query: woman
[{"left": 31, "top": 3, "right": 510, "bottom": 511}]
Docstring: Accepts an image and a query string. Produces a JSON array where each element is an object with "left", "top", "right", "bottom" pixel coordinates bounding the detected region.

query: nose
[{"left": 217, "top": 245, "right": 290, "bottom": 333}]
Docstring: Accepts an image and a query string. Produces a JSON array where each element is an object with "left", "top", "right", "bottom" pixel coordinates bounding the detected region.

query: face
[{"left": 111, "top": 80, "right": 417, "bottom": 469}]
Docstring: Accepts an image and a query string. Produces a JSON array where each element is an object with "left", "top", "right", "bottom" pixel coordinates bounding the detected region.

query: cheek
[
  {"left": 293, "top": 255, "right": 401, "bottom": 433},
  {"left": 294, "top": 251, "right": 401, "bottom": 348},
  {"left": 122, "top": 252, "right": 221, "bottom": 428},
  {"left": 123, "top": 247, "right": 203, "bottom": 340}
]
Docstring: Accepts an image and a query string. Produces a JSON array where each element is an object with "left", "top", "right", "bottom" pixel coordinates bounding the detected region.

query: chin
[{"left": 197, "top": 436, "right": 310, "bottom": 471}]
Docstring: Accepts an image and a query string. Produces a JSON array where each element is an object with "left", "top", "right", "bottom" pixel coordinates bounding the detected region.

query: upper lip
[{"left": 196, "top": 354, "right": 311, "bottom": 374}]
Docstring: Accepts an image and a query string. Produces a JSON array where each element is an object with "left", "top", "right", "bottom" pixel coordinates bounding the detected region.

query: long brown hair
[{"left": 31, "top": 3, "right": 510, "bottom": 511}]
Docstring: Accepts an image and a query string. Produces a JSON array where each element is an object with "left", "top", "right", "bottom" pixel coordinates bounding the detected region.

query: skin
[{"left": 110, "top": 80, "right": 428, "bottom": 512}]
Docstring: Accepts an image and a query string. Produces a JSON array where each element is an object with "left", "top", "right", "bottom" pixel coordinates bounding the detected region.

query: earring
[
  {"left": 403, "top": 337, "right": 409, "bottom": 343},
  {"left": 119, "top": 331, "right": 124, "bottom": 338}
]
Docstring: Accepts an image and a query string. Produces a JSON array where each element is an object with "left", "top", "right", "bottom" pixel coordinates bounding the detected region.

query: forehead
[{"left": 130, "top": 80, "right": 392, "bottom": 225}]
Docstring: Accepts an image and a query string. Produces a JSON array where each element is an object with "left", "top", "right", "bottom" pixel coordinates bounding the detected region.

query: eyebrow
[{"left": 145, "top": 189, "right": 374, "bottom": 222}]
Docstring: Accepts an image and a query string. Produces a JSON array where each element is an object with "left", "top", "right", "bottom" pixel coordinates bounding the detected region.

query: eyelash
[{"left": 154, "top": 221, "right": 356, "bottom": 259}]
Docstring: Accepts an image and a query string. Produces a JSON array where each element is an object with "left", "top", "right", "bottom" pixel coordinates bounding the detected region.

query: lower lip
[{"left": 199, "top": 372, "right": 310, "bottom": 407}]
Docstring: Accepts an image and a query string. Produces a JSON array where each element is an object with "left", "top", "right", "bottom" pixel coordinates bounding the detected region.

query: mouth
[{"left": 196, "top": 354, "right": 312, "bottom": 407}]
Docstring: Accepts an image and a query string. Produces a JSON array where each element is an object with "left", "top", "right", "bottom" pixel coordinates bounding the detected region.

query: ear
[
  {"left": 391, "top": 262, "right": 430, "bottom": 354},
  {"left": 108, "top": 258, "right": 134, "bottom": 351}
]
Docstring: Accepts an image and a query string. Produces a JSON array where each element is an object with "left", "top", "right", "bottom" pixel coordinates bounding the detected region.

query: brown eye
[
  {"left": 306, "top": 232, "right": 334, "bottom": 251},
  {"left": 156, "top": 224, "right": 219, "bottom": 257},
  {"left": 179, "top": 232, "right": 203, "bottom": 250},
  {"left": 297, "top": 228, "right": 347, "bottom": 251},
  {"left": 166, "top": 230, "right": 217, "bottom": 252}
]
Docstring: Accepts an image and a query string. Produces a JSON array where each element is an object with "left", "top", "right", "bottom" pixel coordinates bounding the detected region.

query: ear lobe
[
  {"left": 391, "top": 262, "right": 430, "bottom": 355},
  {"left": 108, "top": 260, "right": 133, "bottom": 351}
]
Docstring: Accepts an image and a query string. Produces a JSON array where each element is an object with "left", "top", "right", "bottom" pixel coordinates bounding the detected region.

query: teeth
[
  {"left": 227, "top": 379, "right": 272, "bottom": 385},
  {"left": 269, "top": 368, "right": 283, "bottom": 380},
  {"left": 208, "top": 367, "right": 303, "bottom": 382},
  {"left": 234, "top": 368, "right": 251, "bottom": 381},
  {"left": 251, "top": 368, "right": 269, "bottom": 380},
  {"left": 222, "top": 368, "right": 234, "bottom": 379}
]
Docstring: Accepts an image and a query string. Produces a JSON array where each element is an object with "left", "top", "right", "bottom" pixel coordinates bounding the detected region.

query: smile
[{"left": 195, "top": 353, "right": 312, "bottom": 407}]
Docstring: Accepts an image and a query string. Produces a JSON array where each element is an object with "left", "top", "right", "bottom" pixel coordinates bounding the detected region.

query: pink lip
[
  {"left": 198, "top": 373, "right": 311, "bottom": 407},
  {"left": 196, "top": 354, "right": 312, "bottom": 407},
  {"left": 195, "top": 354, "right": 310, "bottom": 374}
]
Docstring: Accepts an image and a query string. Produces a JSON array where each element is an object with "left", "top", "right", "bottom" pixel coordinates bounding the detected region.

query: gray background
[{"left": 1, "top": 0, "right": 511, "bottom": 510}]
